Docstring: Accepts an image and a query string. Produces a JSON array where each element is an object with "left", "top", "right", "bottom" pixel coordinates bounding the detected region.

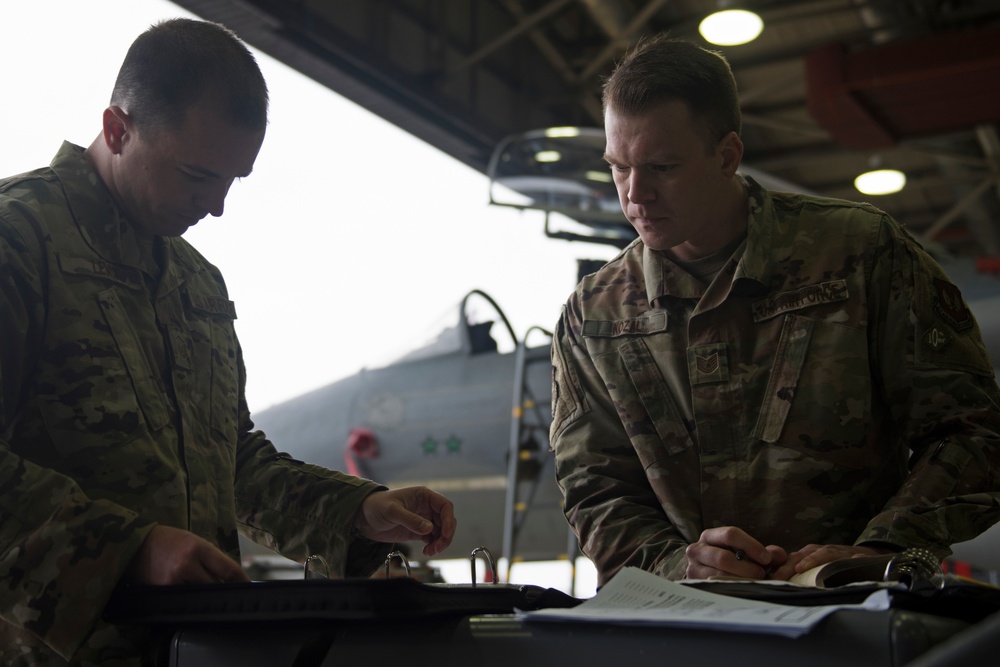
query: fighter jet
[{"left": 247, "top": 285, "right": 570, "bottom": 577}]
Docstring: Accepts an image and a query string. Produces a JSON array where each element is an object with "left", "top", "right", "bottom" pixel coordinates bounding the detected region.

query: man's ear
[
  {"left": 718, "top": 131, "right": 744, "bottom": 177},
  {"left": 102, "top": 106, "right": 130, "bottom": 155}
]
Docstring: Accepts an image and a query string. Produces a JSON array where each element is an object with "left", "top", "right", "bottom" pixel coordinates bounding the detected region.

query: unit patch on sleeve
[
  {"left": 923, "top": 325, "right": 951, "bottom": 352},
  {"left": 932, "top": 278, "right": 973, "bottom": 332}
]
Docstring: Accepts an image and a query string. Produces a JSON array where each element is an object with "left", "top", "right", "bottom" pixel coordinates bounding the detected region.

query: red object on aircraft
[
  {"left": 975, "top": 256, "right": 1000, "bottom": 274},
  {"left": 345, "top": 427, "right": 379, "bottom": 477}
]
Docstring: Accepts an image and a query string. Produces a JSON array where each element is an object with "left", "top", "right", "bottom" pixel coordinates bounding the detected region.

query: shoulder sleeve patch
[{"left": 914, "top": 273, "right": 993, "bottom": 376}]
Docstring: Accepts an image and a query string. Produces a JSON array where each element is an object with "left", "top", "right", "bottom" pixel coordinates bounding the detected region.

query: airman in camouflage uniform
[
  {"left": 0, "top": 19, "right": 454, "bottom": 666},
  {"left": 550, "top": 35, "right": 1000, "bottom": 588}
]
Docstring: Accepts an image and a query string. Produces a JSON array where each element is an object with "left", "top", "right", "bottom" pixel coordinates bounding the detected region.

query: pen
[{"left": 732, "top": 548, "right": 775, "bottom": 578}]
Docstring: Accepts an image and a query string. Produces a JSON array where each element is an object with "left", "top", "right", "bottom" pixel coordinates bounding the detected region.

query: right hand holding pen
[{"left": 684, "top": 526, "right": 787, "bottom": 580}]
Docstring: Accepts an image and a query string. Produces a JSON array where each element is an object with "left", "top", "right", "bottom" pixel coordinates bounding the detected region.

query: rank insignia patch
[
  {"left": 933, "top": 278, "right": 973, "bottom": 332},
  {"left": 688, "top": 343, "right": 729, "bottom": 385},
  {"left": 696, "top": 353, "right": 720, "bottom": 374}
]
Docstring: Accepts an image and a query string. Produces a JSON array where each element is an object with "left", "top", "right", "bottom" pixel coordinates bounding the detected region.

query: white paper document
[{"left": 520, "top": 567, "right": 891, "bottom": 638}]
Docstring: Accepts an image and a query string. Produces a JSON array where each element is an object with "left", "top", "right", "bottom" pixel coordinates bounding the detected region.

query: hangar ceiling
[{"left": 171, "top": 0, "right": 1000, "bottom": 262}]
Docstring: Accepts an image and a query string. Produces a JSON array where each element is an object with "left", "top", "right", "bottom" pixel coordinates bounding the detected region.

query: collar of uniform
[
  {"left": 49, "top": 142, "right": 191, "bottom": 294},
  {"left": 729, "top": 175, "right": 776, "bottom": 298},
  {"left": 642, "top": 243, "right": 707, "bottom": 304},
  {"left": 50, "top": 141, "right": 139, "bottom": 268}
]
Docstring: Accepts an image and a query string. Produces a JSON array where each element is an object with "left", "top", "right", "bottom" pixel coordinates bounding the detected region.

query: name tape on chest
[
  {"left": 57, "top": 253, "right": 143, "bottom": 289},
  {"left": 582, "top": 311, "right": 668, "bottom": 338},
  {"left": 751, "top": 279, "right": 848, "bottom": 322},
  {"left": 188, "top": 293, "right": 238, "bottom": 320}
]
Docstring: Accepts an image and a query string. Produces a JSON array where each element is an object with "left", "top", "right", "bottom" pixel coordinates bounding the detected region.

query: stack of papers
[{"left": 519, "top": 567, "right": 891, "bottom": 638}]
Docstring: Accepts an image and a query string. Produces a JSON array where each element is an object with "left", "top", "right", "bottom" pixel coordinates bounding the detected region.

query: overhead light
[
  {"left": 855, "top": 169, "right": 906, "bottom": 195},
  {"left": 585, "top": 170, "right": 613, "bottom": 183},
  {"left": 535, "top": 150, "right": 561, "bottom": 163},
  {"left": 545, "top": 126, "right": 580, "bottom": 138},
  {"left": 699, "top": 9, "right": 764, "bottom": 46}
]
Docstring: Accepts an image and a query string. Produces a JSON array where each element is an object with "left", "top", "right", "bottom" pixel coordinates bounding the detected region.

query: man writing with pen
[{"left": 549, "top": 35, "right": 1000, "bottom": 586}]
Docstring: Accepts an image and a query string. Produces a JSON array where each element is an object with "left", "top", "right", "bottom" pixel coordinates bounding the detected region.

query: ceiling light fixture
[
  {"left": 544, "top": 126, "right": 580, "bottom": 138},
  {"left": 854, "top": 168, "right": 906, "bottom": 195},
  {"left": 535, "top": 150, "right": 561, "bottom": 163},
  {"left": 699, "top": 9, "right": 764, "bottom": 46}
]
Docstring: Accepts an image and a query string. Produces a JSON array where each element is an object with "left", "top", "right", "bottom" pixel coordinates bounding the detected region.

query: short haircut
[
  {"left": 602, "top": 34, "right": 741, "bottom": 149},
  {"left": 110, "top": 18, "right": 269, "bottom": 136}
]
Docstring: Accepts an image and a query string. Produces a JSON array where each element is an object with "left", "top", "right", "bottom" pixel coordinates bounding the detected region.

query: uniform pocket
[
  {"left": 208, "top": 318, "right": 239, "bottom": 438},
  {"left": 752, "top": 314, "right": 813, "bottom": 443},
  {"left": 550, "top": 317, "right": 590, "bottom": 440},
  {"left": 98, "top": 288, "right": 169, "bottom": 431},
  {"left": 618, "top": 337, "right": 695, "bottom": 461},
  {"left": 753, "top": 313, "right": 874, "bottom": 469},
  {"left": 39, "top": 287, "right": 166, "bottom": 459},
  {"left": 185, "top": 292, "right": 240, "bottom": 441}
]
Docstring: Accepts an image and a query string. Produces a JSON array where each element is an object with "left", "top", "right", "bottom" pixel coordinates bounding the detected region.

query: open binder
[
  {"left": 683, "top": 548, "right": 1000, "bottom": 624},
  {"left": 104, "top": 577, "right": 582, "bottom": 627}
]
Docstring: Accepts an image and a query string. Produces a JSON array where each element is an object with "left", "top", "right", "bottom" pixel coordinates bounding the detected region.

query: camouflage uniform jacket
[
  {"left": 0, "top": 143, "right": 389, "bottom": 665},
  {"left": 551, "top": 176, "right": 1000, "bottom": 587}
]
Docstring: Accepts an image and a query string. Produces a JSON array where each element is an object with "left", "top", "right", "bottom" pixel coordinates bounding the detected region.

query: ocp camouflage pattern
[
  {"left": 0, "top": 143, "right": 389, "bottom": 665},
  {"left": 551, "top": 175, "right": 1000, "bottom": 587}
]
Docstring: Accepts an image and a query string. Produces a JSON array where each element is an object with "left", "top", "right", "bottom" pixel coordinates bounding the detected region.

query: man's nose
[
  {"left": 627, "top": 171, "right": 654, "bottom": 203},
  {"left": 201, "top": 180, "right": 234, "bottom": 218}
]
